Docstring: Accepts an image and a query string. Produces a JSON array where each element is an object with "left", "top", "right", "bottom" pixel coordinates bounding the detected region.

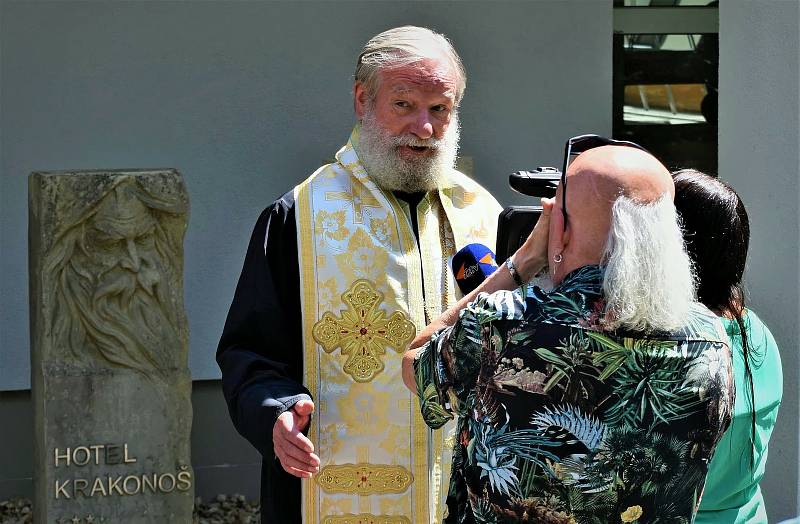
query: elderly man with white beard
[{"left": 217, "top": 26, "right": 501, "bottom": 523}]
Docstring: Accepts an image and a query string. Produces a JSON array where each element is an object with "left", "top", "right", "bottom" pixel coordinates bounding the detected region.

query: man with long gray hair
[
  {"left": 403, "top": 138, "right": 735, "bottom": 523},
  {"left": 217, "top": 26, "right": 501, "bottom": 522}
]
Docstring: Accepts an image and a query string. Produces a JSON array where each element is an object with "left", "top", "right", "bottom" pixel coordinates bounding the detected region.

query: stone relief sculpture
[{"left": 44, "top": 175, "right": 188, "bottom": 377}]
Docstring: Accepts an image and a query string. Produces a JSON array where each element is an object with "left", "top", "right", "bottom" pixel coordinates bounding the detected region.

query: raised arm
[{"left": 402, "top": 198, "right": 553, "bottom": 391}]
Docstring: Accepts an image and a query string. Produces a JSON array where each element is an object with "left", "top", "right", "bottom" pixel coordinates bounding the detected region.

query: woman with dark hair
[{"left": 674, "top": 169, "right": 783, "bottom": 523}]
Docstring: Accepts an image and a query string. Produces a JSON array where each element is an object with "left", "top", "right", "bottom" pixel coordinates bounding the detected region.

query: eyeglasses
[{"left": 560, "top": 134, "right": 650, "bottom": 229}]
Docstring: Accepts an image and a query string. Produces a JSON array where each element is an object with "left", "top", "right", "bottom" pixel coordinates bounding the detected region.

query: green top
[{"left": 696, "top": 310, "right": 783, "bottom": 523}]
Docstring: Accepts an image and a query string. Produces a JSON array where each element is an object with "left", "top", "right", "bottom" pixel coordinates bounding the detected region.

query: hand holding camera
[
  {"left": 496, "top": 167, "right": 561, "bottom": 266},
  {"left": 511, "top": 197, "right": 554, "bottom": 282}
]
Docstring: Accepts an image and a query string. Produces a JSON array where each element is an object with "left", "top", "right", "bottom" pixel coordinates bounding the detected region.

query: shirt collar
[
  {"left": 334, "top": 126, "right": 368, "bottom": 180},
  {"left": 551, "top": 264, "right": 605, "bottom": 298}
]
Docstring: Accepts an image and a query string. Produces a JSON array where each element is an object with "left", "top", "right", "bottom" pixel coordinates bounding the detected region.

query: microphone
[{"left": 452, "top": 244, "right": 499, "bottom": 295}]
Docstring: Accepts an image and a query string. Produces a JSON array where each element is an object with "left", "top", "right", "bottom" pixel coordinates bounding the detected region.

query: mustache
[
  {"left": 94, "top": 263, "right": 161, "bottom": 304},
  {"left": 390, "top": 134, "right": 444, "bottom": 150}
]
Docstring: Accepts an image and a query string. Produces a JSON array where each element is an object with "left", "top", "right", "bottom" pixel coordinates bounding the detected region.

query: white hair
[
  {"left": 355, "top": 26, "right": 466, "bottom": 104},
  {"left": 357, "top": 105, "right": 460, "bottom": 193},
  {"left": 602, "top": 194, "right": 696, "bottom": 333}
]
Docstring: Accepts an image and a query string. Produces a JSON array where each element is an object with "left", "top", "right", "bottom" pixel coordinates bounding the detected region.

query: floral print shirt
[{"left": 414, "top": 265, "right": 734, "bottom": 524}]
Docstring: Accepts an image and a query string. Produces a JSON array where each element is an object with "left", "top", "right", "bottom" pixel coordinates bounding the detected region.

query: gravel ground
[
  {"left": 194, "top": 494, "right": 260, "bottom": 524},
  {"left": 0, "top": 495, "right": 260, "bottom": 524},
  {"left": 0, "top": 499, "right": 31, "bottom": 524}
]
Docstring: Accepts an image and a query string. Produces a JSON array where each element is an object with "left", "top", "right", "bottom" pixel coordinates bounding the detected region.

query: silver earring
[{"left": 553, "top": 253, "right": 563, "bottom": 264}]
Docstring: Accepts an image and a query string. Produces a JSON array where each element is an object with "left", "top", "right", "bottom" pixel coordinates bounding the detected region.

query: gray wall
[
  {"left": 719, "top": 1, "right": 800, "bottom": 520},
  {"left": 0, "top": 0, "right": 612, "bottom": 391},
  {"left": 2, "top": 0, "right": 798, "bottom": 520},
  {"left": 0, "top": 0, "right": 612, "bottom": 506}
]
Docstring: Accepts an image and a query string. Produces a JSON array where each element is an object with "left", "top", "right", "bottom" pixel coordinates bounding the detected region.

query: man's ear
[
  {"left": 561, "top": 221, "right": 571, "bottom": 249},
  {"left": 354, "top": 82, "right": 369, "bottom": 119}
]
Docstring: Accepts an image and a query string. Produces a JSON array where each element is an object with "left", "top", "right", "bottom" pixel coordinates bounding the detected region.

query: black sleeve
[{"left": 216, "top": 191, "right": 309, "bottom": 459}]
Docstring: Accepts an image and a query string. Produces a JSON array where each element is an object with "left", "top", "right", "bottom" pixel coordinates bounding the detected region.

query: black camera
[{"left": 495, "top": 167, "right": 561, "bottom": 262}]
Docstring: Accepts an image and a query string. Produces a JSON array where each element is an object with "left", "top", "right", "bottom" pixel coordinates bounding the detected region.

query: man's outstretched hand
[{"left": 273, "top": 399, "right": 320, "bottom": 478}]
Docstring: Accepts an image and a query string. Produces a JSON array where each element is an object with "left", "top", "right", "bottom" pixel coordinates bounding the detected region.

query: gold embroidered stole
[{"left": 295, "top": 131, "right": 501, "bottom": 524}]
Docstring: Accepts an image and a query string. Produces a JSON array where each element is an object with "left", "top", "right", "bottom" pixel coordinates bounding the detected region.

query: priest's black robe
[{"left": 217, "top": 190, "right": 425, "bottom": 523}]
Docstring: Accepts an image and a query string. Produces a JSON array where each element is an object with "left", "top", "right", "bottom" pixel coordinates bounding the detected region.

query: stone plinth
[{"left": 29, "top": 170, "right": 193, "bottom": 524}]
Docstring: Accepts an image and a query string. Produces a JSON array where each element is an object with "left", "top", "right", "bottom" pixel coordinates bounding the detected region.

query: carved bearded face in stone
[{"left": 48, "top": 179, "right": 187, "bottom": 376}]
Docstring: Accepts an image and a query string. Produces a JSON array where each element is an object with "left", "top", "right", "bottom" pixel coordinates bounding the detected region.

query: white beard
[{"left": 357, "top": 108, "right": 460, "bottom": 193}]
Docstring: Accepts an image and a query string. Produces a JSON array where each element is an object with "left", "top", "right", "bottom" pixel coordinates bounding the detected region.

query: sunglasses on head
[{"left": 560, "top": 134, "right": 650, "bottom": 229}]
